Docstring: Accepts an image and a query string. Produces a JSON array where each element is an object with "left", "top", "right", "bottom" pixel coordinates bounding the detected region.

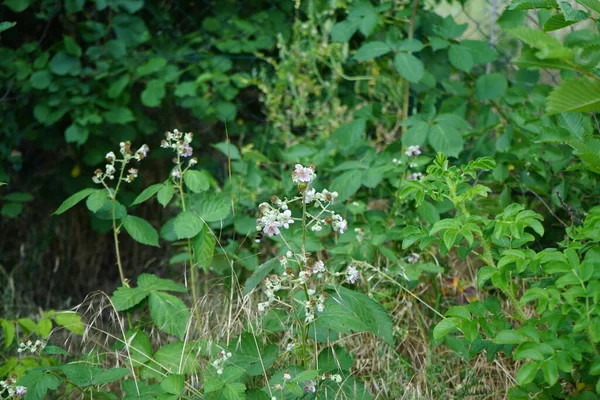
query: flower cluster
[
  {"left": 407, "top": 252, "right": 421, "bottom": 264},
  {"left": 407, "top": 172, "right": 423, "bottom": 181},
  {"left": 161, "top": 129, "right": 198, "bottom": 178},
  {"left": 304, "top": 291, "right": 328, "bottom": 323},
  {"left": 211, "top": 350, "right": 232, "bottom": 375},
  {"left": 17, "top": 338, "right": 46, "bottom": 354},
  {"left": 345, "top": 265, "right": 360, "bottom": 284},
  {"left": 92, "top": 142, "right": 149, "bottom": 184},
  {"left": 405, "top": 145, "right": 422, "bottom": 157},
  {"left": 292, "top": 163, "right": 316, "bottom": 184},
  {"left": 256, "top": 200, "right": 294, "bottom": 237},
  {"left": 0, "top": 376, "right": 26, "bottom": 398}
]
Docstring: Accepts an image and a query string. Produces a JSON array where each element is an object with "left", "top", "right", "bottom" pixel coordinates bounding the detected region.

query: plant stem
[
  {"left": 110, "top": 161, "right": 127, "bottom": 287},
  {"left": 176, "top": 170, "right": 199, "bottom": 310}
]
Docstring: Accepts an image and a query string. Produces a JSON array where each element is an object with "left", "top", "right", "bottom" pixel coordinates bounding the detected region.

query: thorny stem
[
  {"left": 104, "top": 160, "right": 128, "bottom": 287},
  {"left": 175, "top": 153, "right": 199, "bottom": 312}
]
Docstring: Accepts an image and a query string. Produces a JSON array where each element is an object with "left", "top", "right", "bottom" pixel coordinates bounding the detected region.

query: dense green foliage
[{"left": 1, "top": 0, "right": 600, "bottom": 399}]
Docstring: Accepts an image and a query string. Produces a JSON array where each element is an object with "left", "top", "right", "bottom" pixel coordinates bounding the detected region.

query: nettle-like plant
[{"left": 401, "top": 154, "right": 600, "bottom": 399}]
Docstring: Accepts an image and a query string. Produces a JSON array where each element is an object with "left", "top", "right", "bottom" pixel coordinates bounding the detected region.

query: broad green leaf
[
  {"left": 3, "top": 0, "right": 30, "bottom": 12},
  {"left": 330, "top": 170, "right": 363, "bottom": 201},
  {"left": 1, "top": 319, "right": 15, "bottom": 348},
  {"left": 394, "top": 53, "right": 424, "bottom": 83},
  {"left": 331, "top": 119, "right": 366, "bottom": 154},
  {"left": 227, "top": 333, "right": 278, "bottom": 376},
  {"left": 559, "top": 2, "right": 589, "bottom": 21},
  {"left": 243, "top": 258, "right": 279, "bottom": 295},
  {"left": 124, "top": 330, "right": 153, "bottom": 365},
  {"left": 509, "top": 0, "right": 557, "bottom": 9},
  {"left": 0, "top": 22, "right": 16, "bottom": 33},
  {"left": 577, "top": 0, "right": 600, "bottom": 13},
  {"left": 141, "top": 79, "right": 166, "bottom": 107},
  {"left": 92, "top": 368, "right": 130, "bottom": 385},
  {"left": 153, "top": 341, "right": 199, "bottom": 374},
  {"left": 103, "top": 107, "right": 135, "bottom": 124},
  {"left": 193, "top": 226, "right": 215, "bottom": 269},
  {"left": 65, "top": 123, "right": 89, "bottom": 145},
  {"left": 123, "top": 215, "right": 159, "bottom": 247},
  {"left": 174, "top": 210, "right": 202, "bottom": 239},
  {"left": 161, "top": 374, "right": 185, "bottom": 395},
  {"left": 353, "top": 41, "right": 391, "bottom": 60},
  {"left": 112, "top": 15, "right": 150, "bottom": 47},
  {"left": 17, "top": 369, "right": 60, "bottom": 400},
  {"left": 192, "top": 194, "right": 230, "bottom": 222},
  {"left": 542, "top": 359, "right": 559, "bottom": 386},
  {"left": 331, "top": 20, "right": 357, "bottom": 42},
  {"left": 17, "top": 318, "right": 37, "bottom": 333},
  {"left": 433, "top": 317, "right": 461, "bottom": 340},
  {"left": 2, "top": 192, "right": 33, "bottom": 202},
  {"left": 320, "top": 286, "right": 394, "bottom": 345},
  {"left": 63, "top": 35, "right": 81, "bottom": 57},
  {"left": 184, "top": 170, "right": 210, "bottom": 193},
  {"left": 111, "top": 286, "right": 148, "bottom": 311},
  {"left": 398, "top": 38, "right": 425, "bottom": 52},
  {"left": 448, "top": 44, "right": 473, "bottom": 72},
  {"left": 136, "top": 58, "right": 167, "bottom": 76},
  {"left": 49, "top": 52, "right": 81, "bottom": 76},
  {"left": 30, "top": 71, "right": 52, "bottom": 90},
  {"left": 428, "top": 124, "right": 464, "bottom": 158},
  {"left": 157, "top": 182, "right": 175, "bottom": 207},
  {"left": 517, "top": 362, "right": 539, "bottom": 385},
  {"left": 86, "top": 189, "right": 108, "bottom": 212},
  {"left": 107, "top": 74, "right": 130, "bottom": 98},
  {"left": 212, "top": 142, "right": 241, "bottom": 160},
  {"left": 36, "top": 318, "right": 53, "bottom": 338},
  {"left": 402, "top": 121, "right": 430, "bottom": 146},
  {"left": 43, "top": 345, "right": 69, "bottom": 356},
  {"left": 493, "top": 330, "right": 528, "bottom": 344},
  {"left": 138, "top": 274, "right": 186, "bottom": 292},
  {"left": 53, "top": 312, "right": 84, "bottom": 335},
  {"left": 54, "top": 188, "right": 98, "bottom": 214},
  {"left": 132, "top": 183, "right": 163, "bottom": 206},
  {"left": 508, "top": 27, "right": 572, "bottom": 59},
  {"left": 476, "top": 73, "right": 508, "bottom": 100},
  {"left": 546, "top": 77, "right": 600, "bottom": 114},
  {"left": 0, "top": 203, "right": 22, "bottom": 218},
  {"left": 148, "top": 292, "right": 190, "bottom": 338}
]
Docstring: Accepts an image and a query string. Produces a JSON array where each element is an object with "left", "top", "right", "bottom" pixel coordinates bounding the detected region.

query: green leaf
[
  {"left": 103, "top": 107, "right": 135, "bottom": 124},
  {"left": 49, "top": 52, "right": 81, "bottom": 76},
  {"left": 354, "top": 41, "right": 391, "bottom": 60},
  {"left": 559, "top": 1, "right": 589, "bottom": 21},
  {"left": 507, "top": 27, "right": 572, "bottom": 59},
  {"left": 1, "top": 203, "right": 22, "bottom": 218},
  {"left": 320, "top": 286, "right": 394, "bottom": 345},
  {"left": 85, "top": 189, "right": 108, "bottom": 213},
  {"left": 493, "top": 330, "right": 528, "bottom": 344},
  {"left": 192, "top": 194, "right": 230, "bottom": 222},
  {"left": 475, "top": 73, "right": 508, "bottom": 100},
  {"left": 212, "top": 141, "right": 241, "bottom": 160},
  {"left": 174, "top": 210, "right": 202, "bottom": 239},
  {"left": 112, "top": 15, "right": 150, "bottom": 47},
  {"left": 330, "top": 170, "right": 363, "bottom": 202},
  {"left": 18, "top": 369, "right": 60, "bottom": 400},
  {"left": 3, "top": 0, "right": 30, "bottom": 12},
  {"left": 193, "top": 226, "right": 215, "bottom": 269},
  {"left": 124, "top": 330, "right": 153, "bottom": 365},
  {"left": 509, "top": 0, "right": 557, "bottom": 9},
  {"left": 153, "top": 341, "right": 199, "bottom": 375},
  {"left": 398, "top": 38, "right": 425, "bottom": 52},
  {"left": 157, "top": 182, "right": 175, "bottom": 207},
  {"left": 0, "top": 21, "right": 16, "bottom": 33},
  {"left": 148, "top": 292, "right": 190, "bottom": 338},
  {"left": 141, "top": 79, "right": 166, "bottom": 107},
  {"left": 448, "top": 44, "right": 473, "bottom": 72},
  {"left": 17, "top": 318, "right": 37, "bottom": 333},
  {"left": 107, "top": 75, "right": 130, "bottom": 99},
  {"left": 132, "top": 183, "right": 163, "bottom": 206},
  {"left": 138, "top": 274, "right": 186, "bottom": 292},
  {"left": 428, "top": 124, "right": 464, "bottom": 158},
  {"left": 394, "top": 53, "right": 425, "bottom": 83},
  {"left": 184, "top": 170, "right": 210, "bottom": 193},
  {"left": 516, "top": 362, "right": 539, "bottom": 385},
  {"left": 542, "top": 359, "right": 559, "bottom": 386},
  {"left": 43, "top": 345, "right": 69, "bottom": 356},
  {"left": 577, "top": 0, "right": 600, "bottom": 13},
  {"left": 63, "top": 35, "right": 82, "bottom": 57},
  {"left": 111, "top": 287, "right": 148, "bottom": 311},
  {"left": 546, "top": 77, "right": 600, "bottom": 114},
  {"left": 402, "top": 121, "right": 430, "bottom": 146},
  {"left": 161, "top": 374, "right": 185, "bottom": 395},
  {"left": 54, "top": 188, "right": 98, "bottom": 214},
  {"left": 65, "top": 123, "right": 89, "bottom": 145},
  {"left": 433, "top": 317, "right": 461, "bottom": 340},
  {"left": 243, "top": 258, "right": 279, "bottom": 295},
  {"left": 123, "top": 215, "right": 159, "bottom": 247},
  {"left": 1, "top": 319, "right": 15, "bottom": 348},
  {"left": 93, "top": 368, "right": 130, "bottom": 385},
  {"left": 136, "top": 58, "right": 167, "bottom": 76},
  {"left": 2, "top": 192, "right": 33, "bottom": 202},
  {"left": 30, "top": 71, "right": 52, "bottom": 90},
  {"left": 331, "top": 20, "right": 357, "bottom": 42},
  {"left": 53, "top": 312, "right": 84, "bottom": 335}
]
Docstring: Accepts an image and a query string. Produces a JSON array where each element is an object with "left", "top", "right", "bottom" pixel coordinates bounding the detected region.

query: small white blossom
[
  {"left": 345, "top": 266, "right": 360, "bottom": 284},
  {"left": 311, "top": 223, "right": 323, "bottom": 232},
  {"left": 283, "top": 372, "right": 292, "bottom": 381},
  {"left": 331, "top": 214, "right": 348, "bottom": 234},
  {"left": 312, "top": 260, "right": 325, "bottom": 274},
  {"left": 292, "top": 164, "right": 316, "bottom": 184},
  {"left": 331, "top": 374, "right": 342, "bottom": 383},
  {"left": 407, "top": 172, "right": 423, "bottom": 181},
  {"left": 407, "top": 253, "right": 421, "bottom": 264},
  {"left": 405, "top": 145, "right": 421, "bottom": 157}
]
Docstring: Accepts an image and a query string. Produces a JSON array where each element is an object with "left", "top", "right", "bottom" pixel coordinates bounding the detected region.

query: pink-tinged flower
[
  {"left": 172, "top": 167, "right": 182, "bottom": 178},
  {"left": 292, "top": 164, "right": 316, "bottom": 183},
  {"left": 312, "top": 260, "right": 325, "bottom": 274},
  {"left": 345, "top": 266, "right": 359, "bottom": 284},
  {"left": 263, "top": 221, "right": 281, "bottom": 236},
  {"left": 407, "top": 253, "right": 421, "bottom": 264},
  {"left": 278, "top": 209, "right": 294, "bottom": 229},
  {"left": 182, "top": 144, "right": 193, "bottom": 157},
  {"left": 405, "top": 145, "right": 421, "bottom": 157}
]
